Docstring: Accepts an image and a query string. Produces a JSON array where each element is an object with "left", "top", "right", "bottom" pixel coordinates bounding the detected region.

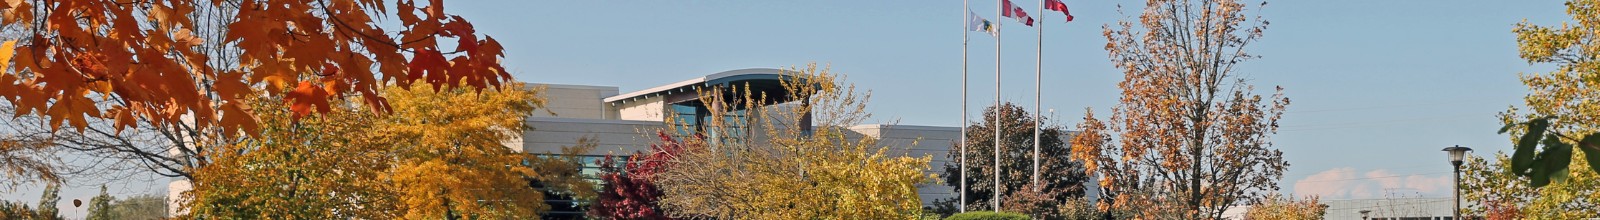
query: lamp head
[{"left": 1442, "top": 145, "right": 1473, "bottom": 166}]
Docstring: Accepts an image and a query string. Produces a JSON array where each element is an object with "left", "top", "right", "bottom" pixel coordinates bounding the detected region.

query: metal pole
[
  {"left": 960, "top": 0, "right": 970, "bottom": 213},
  {"left": 993, "top": 0, "right": 1003, "bottom": 211},
  {"left": 1032, "top": 0, "right": 1044, "bottom": 188},
  {"left": 1454, "top": 163, "right": 1462, "bottom": 219}
]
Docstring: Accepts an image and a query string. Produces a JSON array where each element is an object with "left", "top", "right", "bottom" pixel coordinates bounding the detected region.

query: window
[{"left": 668, "top": 101, "right": 749, "bottom": 146}]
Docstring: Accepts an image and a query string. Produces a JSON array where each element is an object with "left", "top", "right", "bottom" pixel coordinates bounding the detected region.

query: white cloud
[{"left": 1291, "top": 167, "right": 1452, "bottom": 199}]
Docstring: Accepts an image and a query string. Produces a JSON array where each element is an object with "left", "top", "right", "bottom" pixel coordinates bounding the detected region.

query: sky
[
  {"left": 3, "top": 0, "right": 1575, "bottom": 218},
  {"left": 446, "top": 0, "right": 1562, "bottom": 200}
]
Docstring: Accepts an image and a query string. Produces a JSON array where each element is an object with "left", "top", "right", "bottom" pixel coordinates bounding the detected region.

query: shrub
[
  {"left": 946, "top": 211, "right": 1031, "bottom": 220},
  {"left": 1244, "top": 194, "right": 1326, "bottom": 220},
  {"left": 1003, "top": 183, "right": 1064, "bottom": 219}
]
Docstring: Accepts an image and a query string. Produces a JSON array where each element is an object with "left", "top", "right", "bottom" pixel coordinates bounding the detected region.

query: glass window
[{"left": 668, "top": 101, "right": 750, "bottom": 146}]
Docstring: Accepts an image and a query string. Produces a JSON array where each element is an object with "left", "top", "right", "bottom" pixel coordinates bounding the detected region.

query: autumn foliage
[
  {"left": 589, "top": 132, "right": 692, "bottom": 220},
  {"left": 1498, "top": 0, "right": 1600, "bottom": 188},
  {"left": 653, "top": 64, "right": 935, "bottom": 219},
  {"left": 1242, "top": 194, "right": 1326, "bottom": 220},
  {"left": 183, "top": 82, "right": 589, "bottom": 219},
  {"left": 1460, "top": 152, "right": 1600, "bottom": 218},
  {"left": 939, "top": 102, "right": 1088, "bottom": 213},
  {"left": 1072, "top": 0, "right": 1288, "bottom": 218},
  {"left": 0, "top": 0, "right": 508, "bottom": 137},
  {"left": 183, "top": 94, "right": 394, "bottom": 218}
]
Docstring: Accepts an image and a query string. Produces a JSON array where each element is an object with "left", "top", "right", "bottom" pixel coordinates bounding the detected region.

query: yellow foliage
[
  {"left": 377, "top": 82, "right": 550, "bottom": 219},
  {"left": 1243, "top": 194, "right": 1326, "bottom": 220},
  {"left": 1461, "top": 152, "right": 1600, "bottom": 219},
  {"left": 1486, "top": 0, "right": 1600, "bottom": 218},
  {"left": 654, "top": 64, "right": 935, "bottom": 219},
  {"left": 184, "top": 95, "right": 398, "bottom": 219},
  {"left": 184, "top": 82, "right": 591, "bottom": 219}
]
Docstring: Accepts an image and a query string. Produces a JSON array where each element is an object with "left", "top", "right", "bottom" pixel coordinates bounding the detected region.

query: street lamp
[
  {"left": 1442, "top": 145, "right": 1473, "bottom": 220},
  {"left": 1359, "top": 210, "right": 1369, "bottom": 220}
]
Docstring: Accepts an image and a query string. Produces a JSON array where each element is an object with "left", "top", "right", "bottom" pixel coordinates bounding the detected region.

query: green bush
[{"left": 945, "top": 211, "right": 1031, "bottom": 220}]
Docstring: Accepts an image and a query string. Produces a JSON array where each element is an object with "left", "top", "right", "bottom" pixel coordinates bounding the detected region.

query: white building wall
[
  {"left": 1226, "top": 197, "right": 1458, "bottom": 220},
  {"left": 1320, "top": 198, "right": 1456, "bottom": 220},
  {"left": 615, "top": 96, "right": 666, "bottom": 122},
  {"left": 167, "top": 180, "right": 189, "bottom": 216}
]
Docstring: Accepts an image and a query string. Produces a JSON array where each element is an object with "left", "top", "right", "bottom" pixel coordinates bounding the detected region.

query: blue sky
[
  {"left": 5, "top": 0, "right": 1576, "bottom": 217},
  {"left": 449, "top": 0, "right": 1565, "bottom": 200}
]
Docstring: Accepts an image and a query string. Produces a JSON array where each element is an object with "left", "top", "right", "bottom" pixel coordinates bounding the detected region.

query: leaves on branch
[
  {"left": 0, "top": 0, "right": 509, "bottom": 137},
  {"left": 1503, "top": 0, "right": 1600, "bottom": 188},
  {"left": 1503, "top": 117, "right": 1600, "bottom": 187}
]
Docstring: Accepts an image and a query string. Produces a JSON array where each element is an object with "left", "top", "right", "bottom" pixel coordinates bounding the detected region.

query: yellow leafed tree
[
  {"left": 1461, "top": 152, "right": 1600, "bottom": 219},
  {"left": 184, "top": 82, "right": 594, "bottom": 219},
  {"left": 1497, "top": 0, "right": 1600, "bottom": 188},
  {"left": 1242, "top": 194, "right": 1326, "bottom": 220},
  {"left": 654, "top": 64, "right": 935, "bottom": 219},
  {"left": 377, "top": 82, "right": 583, "bottom": 219},
  {"left": 184, "top": 95, "right": 397, "bottom": 218}
]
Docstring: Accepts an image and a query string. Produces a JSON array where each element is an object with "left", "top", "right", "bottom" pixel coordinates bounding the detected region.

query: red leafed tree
[
  {"left": 0, "top": 0, "right": 508, "bottom": 136},
  {"left": 589, "top": 131, "right": 695, "bottom": 220}
]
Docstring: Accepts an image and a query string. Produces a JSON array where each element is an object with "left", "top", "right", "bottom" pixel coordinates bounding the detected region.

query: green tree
[
  {"left": 0, "top": 200, "right": 41, "bottom": 220},
  {"left": 1461, "top": 152, "right": 1600, "bottom": 219},
  {"left": 936, "top": 102, "right": 1088, "bottom": 216},
  {"left": 1499, "top": 0, "right": 1600, "bottom": 188},
  {"left": 1073, "top": 0, "right": 1288, "bottom": 219},
  {"left": 35, "top": 182, "right": 58, "bottom": 220},
  {"left": 654, "top": 64, "right": 935, "bottom": 219},
  {"left": 86, "top": 185, "right": 114, "bottom": 220},
  {"left": 109, "top": 195, "right": 168, "bottom": 220}
]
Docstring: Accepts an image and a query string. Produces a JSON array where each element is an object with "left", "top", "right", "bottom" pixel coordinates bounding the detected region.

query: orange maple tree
[{"left": 0, "top": 0, "right": 508, "bottom": 137}]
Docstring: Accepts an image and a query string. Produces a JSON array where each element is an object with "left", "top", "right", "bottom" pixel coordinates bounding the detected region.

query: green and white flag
[{"left": 967, "top": 10, "right": 997, "bottom": 37}]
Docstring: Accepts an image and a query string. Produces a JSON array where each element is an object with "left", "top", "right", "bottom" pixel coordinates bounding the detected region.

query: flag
[
  {"left": 1045, "top": 0, "right": 1075, "bottom": 22},
  {"left": 967, "top": 10, "right": 998, "bottom": 37},
  {"left": 1001, "top": 0, "right": 1034, "bottom": 26}
]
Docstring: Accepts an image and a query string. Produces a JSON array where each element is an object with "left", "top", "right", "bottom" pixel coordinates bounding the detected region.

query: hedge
[{"left": 944, "top": 211, "right": 1031, "bottom": 220}]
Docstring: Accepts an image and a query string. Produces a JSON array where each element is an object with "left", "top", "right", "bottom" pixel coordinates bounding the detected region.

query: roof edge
[{"left": 602, "top": 68, "right": 791, "bottom": 103}]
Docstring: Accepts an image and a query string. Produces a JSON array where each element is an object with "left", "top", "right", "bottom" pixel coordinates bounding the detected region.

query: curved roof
[{"left": 603, "top": 68, "right": 797, "bottom": 103}]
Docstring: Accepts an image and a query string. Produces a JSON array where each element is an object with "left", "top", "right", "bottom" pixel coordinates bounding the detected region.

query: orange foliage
[
  {"left": 0, "top": 0, "right": 508, "bottom": 137},
  {"left": 1072, "top": 0, "right": 1288, "bottom": 218}
]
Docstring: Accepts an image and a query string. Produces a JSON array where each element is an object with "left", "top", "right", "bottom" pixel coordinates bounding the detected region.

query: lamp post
[{"left": 1442, "top": 145, "right": 1473, "bottom": 220}]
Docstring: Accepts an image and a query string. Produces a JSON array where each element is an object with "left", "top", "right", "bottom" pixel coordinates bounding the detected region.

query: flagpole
[
  {"left": 992, "top": 0, "right": 1003, "bottom": 211},
  {"left": 1032, "top": 0, "right": 1044, "bottom": 189},
  {"left": 960, "top": 0, "right": 970, "bottom": 213}
]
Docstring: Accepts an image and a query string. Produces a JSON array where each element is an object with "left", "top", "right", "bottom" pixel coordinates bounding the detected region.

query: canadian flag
[
  {"left": 1001, "top": 0, "right": 1034, "bottom": 26},
  {"left": 1045, "top": 0, "right": 1075, "bottom": 22}
]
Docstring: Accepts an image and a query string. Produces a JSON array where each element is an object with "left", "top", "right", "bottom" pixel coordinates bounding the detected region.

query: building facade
[
  {"left": 167, "top": 68, "right": 1000, "bottom": 217},
  {"left": 520, "top": 68, "right": 962, "bottom": 213}
]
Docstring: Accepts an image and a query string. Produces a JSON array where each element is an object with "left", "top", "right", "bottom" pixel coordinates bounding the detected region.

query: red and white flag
[
  {"left": 1001, "top": 0, "right": 1034, "bottom": 26},
  {"left": 1044, "top": 0, "right": 1075, "bottom": 22}
]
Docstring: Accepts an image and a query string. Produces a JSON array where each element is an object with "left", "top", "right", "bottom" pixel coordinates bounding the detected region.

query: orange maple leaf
[{"left": 286, "top": 81, "right": 332, "bottom": 120}]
